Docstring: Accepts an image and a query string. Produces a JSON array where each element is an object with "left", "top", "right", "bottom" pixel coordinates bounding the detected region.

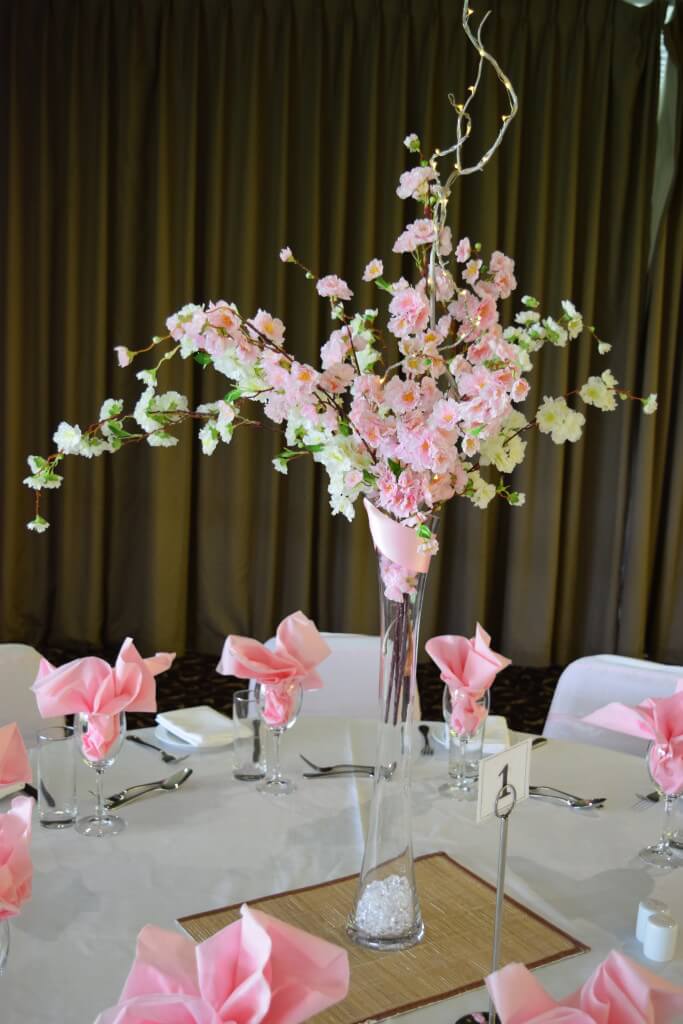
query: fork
[
  {"left": 418, "top": 724, "right": 434, "bottom": 756},
  {"left": 529, "top": 785, "right": 606, "bottom": 809},
  {"left": 299, "top": 754, "right": 375, "bottom": 774},
  {"left": 126, "top": 735, "right": 189, "bottom": 764}
]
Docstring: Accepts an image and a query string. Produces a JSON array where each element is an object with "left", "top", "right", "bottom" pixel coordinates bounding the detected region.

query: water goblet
[
  {"left": 639, "top": 743, "right": 683, "bottom": 870},
  {"left": 75, "top": 711, "right": 127, "bottom": 837},
  {"left": 439, "top": 685, "right": 490, "bottom": 800},
  {"left": 256, "top": 682, "right": 303, "bottom": 796}
]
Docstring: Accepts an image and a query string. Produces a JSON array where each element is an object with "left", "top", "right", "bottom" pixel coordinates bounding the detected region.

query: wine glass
[
  {"left": 75, "top": 711, "right": 127, "bottom": 837},
  {"left": 256, "top": 682, "right": 303, "bottom": 796},
  {"left": 639, "top": 742, "right": 683, "bottom": 870},
  {"left": 439, "top": 685, "right": 490, "bottom": 800}
]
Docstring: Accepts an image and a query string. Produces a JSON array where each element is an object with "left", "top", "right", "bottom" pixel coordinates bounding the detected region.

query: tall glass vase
[{"left": 347, "top": 545, "right": 430, "bottom": 950}]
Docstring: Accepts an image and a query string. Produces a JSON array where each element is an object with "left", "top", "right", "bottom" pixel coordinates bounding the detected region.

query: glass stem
[
  {"left": 660, "top": 794, "right": 674, "bottom": 851},
  {"left": 456, "top": 733, "right": 468, "bottom": 783},
  {"left": 95, "top": 768, "right": 105, "bottom": 820},
  {"left": 0, "top": 918, "right": 9, "bottom": 975},
  {"left": 271, "top": 730, "right": 282, "bottom": 782}
]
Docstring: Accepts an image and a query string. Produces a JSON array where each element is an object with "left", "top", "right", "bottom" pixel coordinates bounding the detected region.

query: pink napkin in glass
[
  {"left": 94, "top": 902, "right": 350, "bottom": 1024},
  {"left": 583, "top": 681, "right": 683, "bottom": 795},
  {"left": 32, "top": 638, "right": 175, "bottom": 760},
  {"left": 426, "top": 624, "right": 510, "bottom": 734},
  {"left": 0, "top": 795, "right": 34, "bottom": 919},
  {"left": 0, "top": 723, "right": 32, "bottom": 786},
  {"left": 217, "top": 611, "right": 331, "bottom": 691},
  {"left": 486, "top": 950, "right": 683, "bottom": 1023}
]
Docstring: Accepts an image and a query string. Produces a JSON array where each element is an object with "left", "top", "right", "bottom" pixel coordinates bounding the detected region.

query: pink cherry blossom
[
  {"left": 511, "top": 378, "right": 530, "bottom": 402},
  {"left": 388, "top": 287, "right": 430, "bottom": 337},
  {"left": 455, "top": 237, "right": 471, "bottom": 262},
  {"left": 362, "top": 258, "right": 384, "bottom": 282},
  {"left": 316, "top": 275, "right": 353, "bottom": 301},
  {"left": 249, "top": 308, "right": 286, "bottom": 346},
  {"left": 113, "top": 346, "right": 131, "bottom": 368},
  {"left": 463, "top": 260, "right": 482, "bottom": 285},
  {"left": 396, "top": 165, "right": 437, "bottom": 201},
  {"left": 279, "top": 246, "right": 293, "bottom": 262},
  {"left": 438, "top": 226, "right": 453, "bottom": 256},
  {"left": 320, "top": 328, "right": 351, "bottom": 369}
]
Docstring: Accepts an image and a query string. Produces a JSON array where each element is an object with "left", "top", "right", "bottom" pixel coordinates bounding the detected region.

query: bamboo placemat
[{"left": 179, "top": 852, "right": 587, "bottom": 1024}]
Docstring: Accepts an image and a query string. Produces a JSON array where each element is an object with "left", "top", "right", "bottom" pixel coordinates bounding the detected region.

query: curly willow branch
[{"left": 427, "top": 0, "right": 518, "bottom": 327}]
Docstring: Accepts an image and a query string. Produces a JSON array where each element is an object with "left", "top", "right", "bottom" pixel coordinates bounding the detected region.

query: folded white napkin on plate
[
  {"left": 0, "top": 781, "right": 26, "bottom": 801},
  {"left": 430, "top": 715, "right": 510, "bottom": 753},
  {"left": 156, "top": 706, "right": 248, "bottom": 747}
]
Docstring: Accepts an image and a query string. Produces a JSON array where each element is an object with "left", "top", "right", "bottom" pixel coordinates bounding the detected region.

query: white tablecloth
[{"left": 3, "top": 719, "right": 683, "bottom": 1023}]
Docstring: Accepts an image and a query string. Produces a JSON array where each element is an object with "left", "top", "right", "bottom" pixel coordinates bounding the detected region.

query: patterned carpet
[{"left": 37, "top": 645, "right": 562, "bottom": 734}]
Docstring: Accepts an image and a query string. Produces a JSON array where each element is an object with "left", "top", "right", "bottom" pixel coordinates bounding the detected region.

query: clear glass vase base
[
  {"left": 347, "top": 874, "right": 424, "bottom": 950},
  {"left": 75, "top": 814, "right": 126, "bottom": 838},
  {"left": 256, "top": 778, "right": 296, "bottom": 796}
]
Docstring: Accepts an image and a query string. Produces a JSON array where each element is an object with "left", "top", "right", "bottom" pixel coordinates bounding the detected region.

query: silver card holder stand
[{"left": 456, "top": 781, "right": 517, "bottom": 1024}]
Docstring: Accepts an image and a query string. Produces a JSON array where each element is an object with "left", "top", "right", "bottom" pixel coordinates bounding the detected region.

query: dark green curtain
[
  {"left": 618, "top": 5, "right": 683, "bottom": 663},
  {"left": 0, "top": 0, "right": 674, "bottom": 663}
]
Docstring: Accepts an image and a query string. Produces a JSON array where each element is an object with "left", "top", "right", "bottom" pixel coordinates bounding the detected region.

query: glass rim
[
  {"left": 38, "top": 724, "right": 75, "bottom": 742},
  {"left": 233, "top": 688, "right": 259, "bottom": 702}
]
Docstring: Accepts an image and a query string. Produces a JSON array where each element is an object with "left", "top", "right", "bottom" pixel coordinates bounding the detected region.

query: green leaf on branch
[
  {"left": 388, "top": 458, "right": 403, "bottom": 479},
  {"left": 416, "top": 524, "right": 432, "bottom": 540},
  {"left": 338, "top": 421, "right": 352, "bottom": 436},
  {"left": 224, "top": 389, "right": 243, "bottom": 403},
  {"left": 362, "top": 470, "right": 377, "bottom": 487},
  {"left": 193, "top": 352, "right": 213, "bottom": 368},
  {"left": 107, "top": 421, "right": 137, "bottom": 441}
]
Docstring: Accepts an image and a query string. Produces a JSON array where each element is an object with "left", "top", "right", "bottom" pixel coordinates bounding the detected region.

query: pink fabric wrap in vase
[
  {"left": 486, "top": 950, "right": 683, "bottom": 1023},
  {"left": 583, "top": 681, "right": 683, "bottom": 795},
  {"left": 0, "top": 723, "right": 32, "bottom": 786},
  {"left": 0, "top": 795, "right": 34, "bottom": 919},
  {"left": 217, "top": 611, "right": 331, "bottom": 727},
  {"left": 93, "top": 903, "right": 350, "bottom": 1024},
  {"left": 426, "top": 624, "right": 510, "bottom": 735},
  {"left": 32, "top": 638, "right": 175, "bottom": 761}
]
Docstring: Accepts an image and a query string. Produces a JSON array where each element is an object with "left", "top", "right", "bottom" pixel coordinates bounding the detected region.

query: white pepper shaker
[
  {"left": 643, "top": 912, "right": 678, "bottom": 963},
  {"left": 636, "top": 898, "right": 669, "bottom": 943}
]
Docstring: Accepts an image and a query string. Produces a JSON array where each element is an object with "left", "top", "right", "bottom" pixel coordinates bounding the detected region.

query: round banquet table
[{"left": 3, "top": 718, "right": 683, "bottom": 1023}]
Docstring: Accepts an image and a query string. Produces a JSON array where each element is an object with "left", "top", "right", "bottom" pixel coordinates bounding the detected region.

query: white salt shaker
[
  {"left": 643, "top": 912, "right": 678, "bottom": 962},
  {"left": 636, "top": 898, "right": 669, "bottom": 942}
]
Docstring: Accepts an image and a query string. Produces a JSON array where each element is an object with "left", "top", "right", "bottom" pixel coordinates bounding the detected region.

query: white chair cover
[
  {"left": 250, "top": 632, "right": 422, "bottom": 719},
  {"left": 0, "top": 642, "right": 51, "bottom": 743},
  {"left": 543, "top": 654, "right": 683, "bottom": 756}
]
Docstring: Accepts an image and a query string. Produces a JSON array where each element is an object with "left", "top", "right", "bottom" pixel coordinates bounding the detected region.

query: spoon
[{"left": 105, "top": 767, "right": 193, "bottom": 808}]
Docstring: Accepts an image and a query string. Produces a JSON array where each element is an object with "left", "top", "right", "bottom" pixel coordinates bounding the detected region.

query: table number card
[{"left": 477, "top": 738, "right": 532, "bottom": 823}]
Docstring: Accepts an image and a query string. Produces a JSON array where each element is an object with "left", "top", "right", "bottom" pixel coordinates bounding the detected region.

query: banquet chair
[
  {"left": 542, "top": 654, "right": 682, "bottom": 756},
  {"left": 251, "top": 632, "right": 422, "bottom": 719},
  {"left": 0, "top": 643, "right": 57, "bottom": 744}
]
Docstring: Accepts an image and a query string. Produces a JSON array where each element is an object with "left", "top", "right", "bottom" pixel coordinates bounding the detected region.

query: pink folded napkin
[
  {"left": 217, "top": 611, "right": 331, "bottom": 691},
  {"left": 32, "top": 638, "right": 175, "bottom": 761},
  {"left": 0, "top": 795, "right": 34, "bottom": 920},
  {"left": 94, "top": 902, "right": 350, "bottom": 1024},
  {"left": 426, "top": 625, "right": 510, "bottom": 735},
  {"left": 486, "top": 950, "right": 683, "bottom": 1023},
  {"left": 0, "top": 723, "right": 32, "bottom": 786},
  {"left": 583, "top": 681, "right": 683, "bottom": 795}
]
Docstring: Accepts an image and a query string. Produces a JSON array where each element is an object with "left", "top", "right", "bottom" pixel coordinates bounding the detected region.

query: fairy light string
[{"left": 428, "top": 0, "right": 518, "bottom": 329}]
